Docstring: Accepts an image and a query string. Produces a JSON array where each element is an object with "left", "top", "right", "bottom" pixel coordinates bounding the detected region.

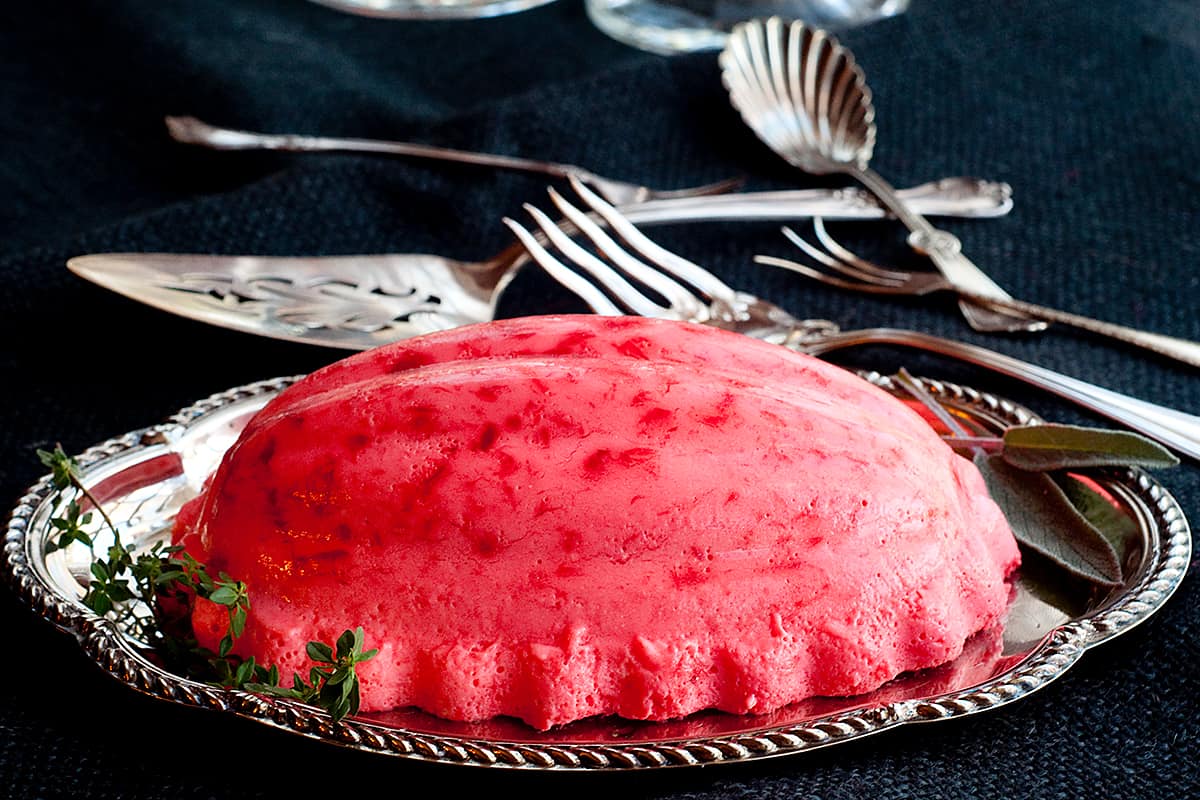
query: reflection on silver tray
[{"left": 4, "top": 374, "right": 1191, "bottom": 770}]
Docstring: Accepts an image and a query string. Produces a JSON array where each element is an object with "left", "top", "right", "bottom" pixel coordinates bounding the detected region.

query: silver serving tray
[{"left": 4, "top": 374, "right": 1191, "bottom": 770}]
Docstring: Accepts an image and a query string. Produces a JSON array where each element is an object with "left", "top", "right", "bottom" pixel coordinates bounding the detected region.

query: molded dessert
[{"left": 173, "top": 315, "right": 1019, "bottom": 729}]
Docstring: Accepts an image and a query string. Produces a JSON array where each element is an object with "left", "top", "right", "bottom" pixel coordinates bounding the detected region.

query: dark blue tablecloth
[{"left": 2, "top": 0, "right": 1197, "bottom": 796}]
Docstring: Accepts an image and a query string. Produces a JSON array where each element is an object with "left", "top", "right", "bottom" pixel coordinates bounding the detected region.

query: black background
[{"left": 1, "top": 0, "right": 1197, "bottom": 796}]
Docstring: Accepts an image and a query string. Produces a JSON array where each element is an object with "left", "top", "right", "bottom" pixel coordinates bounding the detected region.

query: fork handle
[
  {"left": 849, "top": 165, "right": 1046, "bottom": 333},
  {"left": 965, "top": 294, "right": 1200, "bottom": 370},
  {"left": 806, "top": 327, "right": 1200, "bottom": 461}
]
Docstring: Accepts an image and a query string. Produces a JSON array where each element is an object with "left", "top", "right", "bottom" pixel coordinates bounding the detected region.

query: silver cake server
[{"left": 67, "top": 178, "right": 1011, "bottom": 350}]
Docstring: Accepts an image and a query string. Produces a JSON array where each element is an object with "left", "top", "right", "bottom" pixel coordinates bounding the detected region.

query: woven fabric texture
[{"left": 1, "top": 0, "right": 1196, "bottom": 796}]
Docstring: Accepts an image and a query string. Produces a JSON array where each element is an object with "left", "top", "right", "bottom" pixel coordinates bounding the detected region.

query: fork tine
[
  {"left": 753, "top": 253, "right": 910, "bottom": 294},
  {"left": 767, "top": 220, "right": 948, "bottom": 297},
  {"left": 545, "top": 187, "right": 708, "bottom": 321},
  {"left": 510, "top": 203, "right": 672, "bottom": 318},
  {"left": 763, "top": 225, "right": 902, "bottom": 293},
  {"left": 811, "top": 218, "right": 911, "bottom": 282},
  {"left": 501, "top": 216, "right": 624, "bottom": 316},
  {"left": 567, "top": 176, "right": 742, "bottom": 309},
  {"left": 780, "top": 224, "right": 906, "bottom": 287}
]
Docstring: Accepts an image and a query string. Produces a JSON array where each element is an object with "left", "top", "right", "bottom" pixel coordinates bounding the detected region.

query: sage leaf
[
  {"left": 1002, "top": 424, "right": 1179, "bottom": 472},
  {"left": 1057, "top": 476, "right": 1139, "bottom": 565},
  {"left": 974, "top": 453, "right": 1122, "bottom": 588}
]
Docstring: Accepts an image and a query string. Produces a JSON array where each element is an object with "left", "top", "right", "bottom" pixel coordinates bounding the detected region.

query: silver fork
[
  {"left": 754, "top": 221, "right": 1200, "bottom": 370},
  {"left": 503, "top": 178, "right": 1200, "bottom": 461},
  {"left": 66, "top": 179, "right": 1010, "bottom": 351},
  {"left": 166, "top": 115, "right": 744, "bottom": 206}
]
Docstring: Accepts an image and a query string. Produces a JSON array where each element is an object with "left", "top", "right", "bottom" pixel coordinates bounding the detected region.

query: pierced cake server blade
[
  {"left": 66, "top": 252, "right": 494, "bottom": 350},
  {"left": 66, "top": 178, "right": 1013, "bottom": 350}
]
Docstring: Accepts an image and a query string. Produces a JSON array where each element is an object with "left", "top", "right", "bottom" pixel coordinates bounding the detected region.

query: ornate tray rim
[{"left": 4, "top": 373, "right": 1192, "bottom": 771}]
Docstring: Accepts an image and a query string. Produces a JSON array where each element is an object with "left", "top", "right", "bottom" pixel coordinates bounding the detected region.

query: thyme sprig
[
  {"left": 248, "top": 628, "right": 379, "bottom": 721},
  {"left": 38, "top": 444, "right": 374, "bottom": 722}
]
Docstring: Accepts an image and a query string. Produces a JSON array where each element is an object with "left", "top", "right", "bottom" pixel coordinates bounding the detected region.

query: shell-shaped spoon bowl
[{"left": 720, "top": 17, "right": 876, "bottom": 174}]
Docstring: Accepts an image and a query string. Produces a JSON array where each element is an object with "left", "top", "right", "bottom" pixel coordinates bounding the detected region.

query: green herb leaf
[
  {"left": 974, "top": 452, "right": 1122, "bottom": 587},
  {"left": 235, "top": 658, "right": 256, "bottom": 686},
  {"left": 1002, "top": 424, "right": 1180, "bottom": 471},
  {"left": 335, "top": 629, "right": 356, "bottom": 660},
  {"left": 88, "top": 590, "right": 113, "bottom": 616},
  {"left": 1057, "top": 476, "right": 1139, "bottom": 566},
  {"left": 230, "top": 607, "right": 247, "bottom": 638},
  {"left": 36, "top": 447, "right": 379, "bottom": 724},
  {"left": 208, "top": 585, "right": 239, "bottom": 606},
  {"left": 306, "top": 641, "right": 334, "bottom": 663},
  {"left": 329, "top": 696, "right": 351, "bottom": 723},
  {"left": 155, "top": 570, "right": 186, "bottom": 585},
  {"left": 38, "top": 446, "right": 77, "bottom": 491}
]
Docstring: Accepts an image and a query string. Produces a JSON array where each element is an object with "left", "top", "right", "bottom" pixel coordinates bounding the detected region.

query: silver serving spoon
[{"left": 719, "top": 17, "right": 1044, "bottom": 334}]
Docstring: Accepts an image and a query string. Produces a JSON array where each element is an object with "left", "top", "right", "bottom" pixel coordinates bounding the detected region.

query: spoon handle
[
  {"left": 849, "top": 165, "right": 1045, "bottom": 333},
  {"left": 965, "top": 293, "right": 1200, "bottom": 369},
  {"left": 803, "top": 327, "right": 1200, "bottom": 462}
]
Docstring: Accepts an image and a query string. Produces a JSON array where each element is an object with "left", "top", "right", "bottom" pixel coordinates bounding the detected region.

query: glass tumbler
[
  {"left": 309, "top": 0, "right": 558, "bottom": 19},
  {"left": 585, "top": 0, "right": 909, "bottom": 54}
]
